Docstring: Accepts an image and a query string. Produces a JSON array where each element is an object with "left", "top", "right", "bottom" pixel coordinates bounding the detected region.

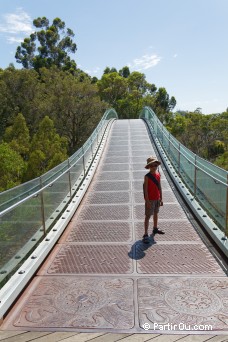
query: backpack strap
[{"left": 146, "top": 172, "right": 161, "bottom": 190}]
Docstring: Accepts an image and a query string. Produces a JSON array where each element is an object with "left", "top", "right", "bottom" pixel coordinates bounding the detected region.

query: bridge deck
[{"left": 0, "top": 119, "right": 227, "bottom": 338}]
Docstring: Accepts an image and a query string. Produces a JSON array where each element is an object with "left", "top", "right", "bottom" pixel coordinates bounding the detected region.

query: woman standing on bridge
[{"left": 143, "top": 156, "right": 164, "bottom": 244}]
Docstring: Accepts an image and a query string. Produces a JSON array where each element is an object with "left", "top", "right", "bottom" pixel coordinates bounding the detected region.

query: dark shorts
[{"left": 145, "top": 200, "right": 160, "bottom": 217}]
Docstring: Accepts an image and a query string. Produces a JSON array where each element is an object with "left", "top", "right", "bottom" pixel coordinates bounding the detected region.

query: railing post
[
  {"left": 168, "top": 133, "right": 171, "bottom": 154},
  {"left": 178, "top": 143, "right": 181, "bottom": 174},
  {"left": 91, "top": 137, "right": 94, "bottom": 157},
  {"left": 96, "top": 128, "right": 99, "bottom": 145},
  {"left": 226, "top": 174, "right": 228, "bottom": 237},
  {"left": 82, "top": 146, "right": 86, "bottom": 176},
  {"left": 39, "top": 177, "right": 46, "bottom": 236},
  {"left": 67, "top": 159, "right": 72, "bottom": 199},
  {"left": 194, "top": 155, "right": 197, "bottom": 197}
]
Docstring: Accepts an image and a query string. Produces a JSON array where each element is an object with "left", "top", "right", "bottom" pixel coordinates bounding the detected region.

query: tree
[
  {"left": 119, "top": 71, "right": 147, "bottom": 118},
  {"left": 3, "top": 113, "right": 30, "bottom": 159},
  {"left": 214, "top": 151, "right": 228, "bottom": 170},
  {"left": 103, "top": 67, "right": 117, "bottom": 74},
  {"left": 25, "top": 116, "right": 68, "bottom": 179},
  {"left": 0, "top": 143, "right": 26, "bottom": 191},
  {"left": 15, "top": 17, "right": 77, "bottom": 72},
  {"left": 127, "top": 71, "right": 147, "bottom": 93},
  {"left": 150, "top": 87, "right": 176, "bottom": 124},
  {"left": 97, "top": 72, "right": 128, "bottom": 107},
  {"left": 0, "top": 68, "right": 42, "bottom": 137},
  {"left": 119, "top": 66, "right": 130, "bottom": 78},
  {"left": 38, "top": 67, "right": 106, "bottom": 153}
]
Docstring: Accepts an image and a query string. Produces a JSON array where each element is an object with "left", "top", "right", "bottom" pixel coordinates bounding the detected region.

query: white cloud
[
  {"left": 84, "top": 66, "right": 101, "bottom": 76},
  {"left": 173, "top": 54, "right": 178, "bottom": 58},
  {"left": 7, "top": 36, "right": 24, "bottom": 44},
  {"left": 0, "top": 8, "right": 33, "bottom": 44},
  {"left": 129, "top": 54, "right": 161, "bottom": 71}
]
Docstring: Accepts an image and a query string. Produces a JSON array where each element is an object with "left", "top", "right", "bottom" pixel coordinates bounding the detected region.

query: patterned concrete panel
[
  {"left": 90, "top": 181, "right": 130, "bottom": 192},
  {"left": 84, "top": 192, "right": 130, "bottom": 205},
  {"left": 41, "top": 245, "right": 133, "bottom": 274},
  {"left": 63, "top": 221, "right": 133, "bottom": 242},
  {"left": 77, "top": 205, "right": 131, "bottom": 221},
  {"left": 131, "top": 142, "right": 152, "bottom": 146},
  {"left": 103, "top": 157, "right": 130, "bottom": 164},
  {"left": 108, "top": 137, "right": 129, "bottom": 142},
  {"left": 136, "top": 243, "right": 225, "bottom": 274},
  {"left": 131, "top": 156, "right": 151, "bottom": 164},
  {"left": 102, "top": 151, "right": 130, "bottom": 157},
  {"left": 133, "top": 204, "right": 187, "bottom": 220},
  {"left": 138, "top": 277, "right": 228, "bottom": 332},
  {"left": 107, "top": 146, "right": 129, "bottom": 151},
  {"left": 135, "top": 220, "right": 201, "bottom": 241},
  {"left": 99, "top": 163, "right": 130, "bottom": 171},
  {"left": 7, "top": 277, "right": 134, "bottom": 330},
  {"left": 131, "top": 163, "right": 152, "bottom": 170},
  {"left": 131, "top": 150, "right": 154, "bottom": 155},
  {"left": 132, "top": 171, "right": 148, "bottom": 180},
  {"left": 131, "top": 151, "right": 156, "bottom": 157},
  {"left": 96, "top": 171, "right": 130, "bottom": 181}
]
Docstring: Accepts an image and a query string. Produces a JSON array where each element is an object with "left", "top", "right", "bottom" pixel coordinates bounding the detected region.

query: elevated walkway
[{"left": 1, "top": 119, "right": 227, "bottom": 336}]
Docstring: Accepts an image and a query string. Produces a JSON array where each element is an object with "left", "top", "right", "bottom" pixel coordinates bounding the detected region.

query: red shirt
[{"left": 147, "top": 172, "right": 161, "bottom": 200}]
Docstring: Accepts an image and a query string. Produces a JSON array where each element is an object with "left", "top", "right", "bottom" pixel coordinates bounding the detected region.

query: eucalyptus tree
[
  {"left": 0, "top": 67, "right": 42, "bottom": 137},
  {"left": 39, "top": 67, "right": 106, "bottom": 153},
  {"left": 15, "top": 17, "right": 77, "bottom": 72},
  {"left": 0, "top": 143, "right": 26, "bottom": 191},
  {"left": 3, "top": 113, "right": 30, "bottom": 160},
  {"left": 97, "top": 72, "right": 128, "bottom": 108},
  {"left": 25, "top": 116, "right": 68, "bottom": 179},
  {"left": 119, "top": 66, "right": 130, "bottom": 78}
]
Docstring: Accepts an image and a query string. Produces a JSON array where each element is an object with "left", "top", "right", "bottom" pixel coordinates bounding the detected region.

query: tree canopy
[
  {"left": 25, "top": 116, "right": 68, "bottom": 179},
  {"left": 0, "top": 15, "right": 227, "bottom": 192},
  {"left": 15, "top": 17, "right": 77, "bottom": 72}
]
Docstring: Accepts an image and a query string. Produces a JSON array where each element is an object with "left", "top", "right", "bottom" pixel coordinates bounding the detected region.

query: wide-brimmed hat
[{"left": 145, "top": 156, "right": 161, "bottom": 169}]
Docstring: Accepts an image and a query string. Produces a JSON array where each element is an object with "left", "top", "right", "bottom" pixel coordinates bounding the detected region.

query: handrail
[
  {"left": 0, "top": 108, "right": 118, "bottom": 286},
  {"left": 0, "top": 155, "right": 85, "bottom": 217},
  {"left": 140, "top": 106, "right": 228, "bottom": 235},
  {"left": 0, "top": 108, "right": 117, "bottom": 211},
  {"left": 156, "top": 123, "right": 228, "bottom": 187}
]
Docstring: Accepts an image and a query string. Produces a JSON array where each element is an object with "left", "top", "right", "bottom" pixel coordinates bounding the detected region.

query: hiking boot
[
  {"left": 142, "top": 234, "right": 150, "bottom": 244},
  {"left": 153, "top": 227, "right": 165, "bottom": 235}
]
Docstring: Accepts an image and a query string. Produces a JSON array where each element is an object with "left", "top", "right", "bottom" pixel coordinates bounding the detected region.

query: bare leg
[
  {"left": 153, "top": 212, "right": 165, "bottom": 234},
  {"left": 144, "top": 216, "right": 150, "bottom": 235},
  {"left": 153, "top": 212, "right": 158, "bottom": 228}
]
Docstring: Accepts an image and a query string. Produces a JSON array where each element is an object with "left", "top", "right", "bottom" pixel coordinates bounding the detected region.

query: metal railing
[
  {"left": 140, "top": 106, "right": 228, "bottom": 237},
  {"left": 0, "top": 108, "right": 118, "bottom": 286}
]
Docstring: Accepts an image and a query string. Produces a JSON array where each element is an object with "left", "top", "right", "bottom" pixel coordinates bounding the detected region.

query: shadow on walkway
[{"left": 128, "top": 237, "right": 156, "bottom": 260}]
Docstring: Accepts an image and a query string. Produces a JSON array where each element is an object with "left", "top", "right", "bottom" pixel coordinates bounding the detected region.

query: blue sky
[{"left": 0, "top": 0, "right": 227, "bottom": 114}]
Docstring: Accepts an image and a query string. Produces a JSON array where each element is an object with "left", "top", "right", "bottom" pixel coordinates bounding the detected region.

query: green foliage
[
  {"left": 119, "top": 66, "right": 130, "bottom": 78},
  {"left": 98, "top": 67, "right": 176, "bottom": 120},
  {"left": 214, "top": 151, "right": 228, "bottom": 170},
  {"left": 97, "top": 72, "right": 128, "bottom": 108},
  {"left": 15, "top": 17, "right": 77, "bottom": 72},
  {"left": 38, "top": 67, "right": 106, "bottom": 153},
  {"left": 149, "top": 87, "right": 176, "bottom": 124},
  {"left": 25, "top": 116, "right": 68, "bottom": 179},
  {"left": 3, "top": 113, "right": 30, "bottom": 158},
  {"left": 169, "top": 110, "right": 228, "bottom": 168},
  {"left": 0, "top": 143, "right": 26, "bottom": 191},
  {"left": 0, "top": 68, "right": 41, "bottom": 137}
]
